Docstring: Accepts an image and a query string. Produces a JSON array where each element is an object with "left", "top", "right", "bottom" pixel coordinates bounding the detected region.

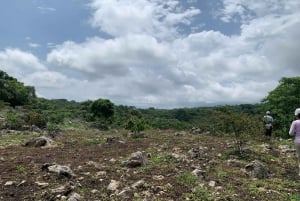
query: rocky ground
[{"left": 0, "top": 129, "right": 300, "bottom": 201}]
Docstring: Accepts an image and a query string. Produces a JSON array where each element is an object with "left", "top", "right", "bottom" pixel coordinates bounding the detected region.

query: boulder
[
  {"left": 122, "top": 151, "right": 148, "bottom": 168},
  {"left": 24, "top": 136, "right": 55, "bottom": 148},
  {"left": 242, "top": 160, "right": 269, "bottom": 179}
]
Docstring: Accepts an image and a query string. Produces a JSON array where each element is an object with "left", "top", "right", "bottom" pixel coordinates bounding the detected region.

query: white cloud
[
  {"left": 42, "top": 0, "right": 300, "bottom": 108},
  {"left": 23, "top": 71, "right": 74, "bottom": 88},
  {"left": 28, "top": 43, "right": 40, "bottom": 48},
  {"left": 88, "top": 0, "right": 200, "bottom": 39},
  {"left": 0, "top": 49, "right": 46, "bottom": 78},
  {"left": 219, "top": 0, "right": 300, "bottom": 23},
  {"left": 2, "top": 0, "right": 299, "bottom": 108},
  {"left": 47, "top": 35, "right": 175, "bottom": 79},
  {"left": 37, "top": 6, "right": 56, "bottom": 13}
]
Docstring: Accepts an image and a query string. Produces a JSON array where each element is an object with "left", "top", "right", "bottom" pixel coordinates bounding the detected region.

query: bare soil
[{"left": 0, "top": 129, "right": 299, "bottom": 201}]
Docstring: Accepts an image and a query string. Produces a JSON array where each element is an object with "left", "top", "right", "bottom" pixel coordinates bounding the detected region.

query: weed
[
  {"left": 217, "top": 170, "right": 228, "bottom": 178},
  {"left": 16, "top": 164, "right": 26, "bottom": 175},
  {"left": 288, "top": 194, "right": 300, "bottom": 201},
  {"left": 176, "top": 171, "right": 199, "bottom": 188},
  {"left": 183, "top": 186, "right": 213, "bottom": 201}
]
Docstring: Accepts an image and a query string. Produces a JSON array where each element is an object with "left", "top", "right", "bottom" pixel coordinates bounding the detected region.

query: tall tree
[
  {"left": 0, "top": 70, "right": 36, "bottom": 106},
  {"left": 261, "top": 77, "right": 300, "bottom": 136}
]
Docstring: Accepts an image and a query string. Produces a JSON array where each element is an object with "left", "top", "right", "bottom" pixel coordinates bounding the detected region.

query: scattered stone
[
  {"left": 129, "top": 132, "right": 148, "bottom": 138},
  {"left": 242, "top": 160, "right": 269, "bottom": 179},
  {"left": 188, "top": 148, "right": 201, "bottom": 158},
  {"left": 189, "top": 127, "right": 202, "bottom": 134},
  {"left": 67, "top": 192, "right": 82, "bottom": 201},
  {"left": 35, "top": 181, "right": 49, "bottom": 188},
  {"left": 278, "top": 145, "right": 295, "bottom": 153},
  {"left": 86, "top": 161, "right": 102, "bottom": 169},
  {"left": 51, "top": 182, "right": 75, "bottom": 195},
  {"left": 95, "top": 171, "right": 107, "bottom": 177},
  {"left": 91, "top": 189, "right": 99, "bottom": 194},
  {"left": 17, "top": 180, "right": 26, "bottom": 186},
  {"left": 174, "top": 131, "right": 187, "bottom": 136},
  {"left": 4, "top": 181, "right": 15, "bottom": 186},
  {"left": 227, "top": 159, "right": 244, "bottom": 167},
  {"left": 152, "top": 175, "right": 164, "bottom": 181},
  {"left": 117, "top": 187, "right": 131, "bottom": 198},
  {"left": 24, "top": 136, "right": 56, "bottom": 148},
  {"left": 192, "top": 169, "right": 206, "bottom": 180},
  {"left": 122, "top": 151, "right": 148, "bottom": 168},
  {"left": 42, "top": 163, "right": 75, "bottom": 178},
  {"left": 260, "top": 143, "right": 271, "bottom": 153},
  {"left": 131, "top": 179, "right": 146, "bottom": 189},
  {"left": 107, "top": 180, "right": 120, "bottom": 191},
  {"left": 106, "top": 136, "right": 123, "bottom": 143},
  {"left": 209, "top": 180, "right": 216, "bottom": 187}
]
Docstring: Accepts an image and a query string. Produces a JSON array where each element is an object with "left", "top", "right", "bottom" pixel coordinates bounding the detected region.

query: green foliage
[
  {"left": 0, "top": 70, "right": 36, "bottom": 107},
  {"left": 16, "top": 164, "right": 27, "bottom": 175},
  {"left": 48, "top": 113, "right": 64, "bottom": 124},
  {"left": 90, "top": 98, "right": 114, "bottom": 119},
  {"left": 26, "top": 112, "right": 47, "bottom": 128},
  {"left": 176, "top": 171, "right": 199, "bottom": 188},
  {"left": 47, "top": 123, "right": 60, "bottom": 132},
  {"left": 125, "top": 116, "right": 147, "bottom": 133},
  {"left": 219, "top": 107, "right": 261, "bottom": 155},
  {"left": 184, "top": 186, "right": 213, "bottom": 201},
  {"left": 5, "top": 113, "right": 24, "bottom": 130},
  {"left": 261, "top": 77, "right": 300, "bottom": 137}
]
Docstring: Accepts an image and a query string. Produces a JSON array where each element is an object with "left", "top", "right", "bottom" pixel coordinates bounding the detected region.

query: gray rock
[
  {"left": 122, "top": 151, "right": 148, "bottom": 168},
  {"left": 43, "top": 163, "right": 75, "bottom": 178},
  {"left": 67, "top": 192, "right": 82, "bottom": 201},
  {"left": 192, "top": 169, "right": 206, "bottom": 180},
  {"left": 242, "top": 160, "right": 269, "bottom": 179},
  {"left": 188, "top": 148, "right": 201, "bottom": 158},
  {"left": 24, "top": 136, "right": 55, "bottom": 147}
]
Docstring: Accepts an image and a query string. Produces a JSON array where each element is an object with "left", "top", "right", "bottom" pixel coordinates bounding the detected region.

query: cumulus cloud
[
  {"left": 47, "top": 35, "right": 175, "bottom": 79},
  {"left": 88, "top": 0, "right": 201, "bottom": 39},
  {"left": 0, "top": 48, "right": 46, "bottom": 78},
  {"left": 42, "top": 0, "right": 300, "bottom": 108},
  {"left": 2, "top": 0, "right": 298, "bottom": 108}
]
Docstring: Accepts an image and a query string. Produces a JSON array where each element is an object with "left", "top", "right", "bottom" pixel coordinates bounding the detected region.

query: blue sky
[{"left": 0, "top": 0, "right": 299, "bottom": 108}]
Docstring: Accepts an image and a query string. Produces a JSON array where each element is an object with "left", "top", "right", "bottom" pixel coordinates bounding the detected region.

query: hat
[
  {"left": 266, "top": 111, "right": 270, "bottom": 115},
  {"left": 295, "top": 108, "right": 300, "bottom": 116}
]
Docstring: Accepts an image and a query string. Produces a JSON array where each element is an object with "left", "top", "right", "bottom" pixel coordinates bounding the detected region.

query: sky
[{"left": 0, "top": 0, "right": 299, "bottom": 108}]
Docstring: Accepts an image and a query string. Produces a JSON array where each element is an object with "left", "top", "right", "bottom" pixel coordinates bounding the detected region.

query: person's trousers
[{"left": 295, "top": 143, "right": 300, "bottom": 165}]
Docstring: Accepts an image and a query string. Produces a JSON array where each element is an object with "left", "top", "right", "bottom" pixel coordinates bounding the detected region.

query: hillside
[{"left": 0, "top": 128, "right": 299, "bottom": 201}]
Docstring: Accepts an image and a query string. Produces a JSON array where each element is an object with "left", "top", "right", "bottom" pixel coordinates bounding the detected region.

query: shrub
[{"left": 26, "top": 112, "right": 47, "bottom": 128}]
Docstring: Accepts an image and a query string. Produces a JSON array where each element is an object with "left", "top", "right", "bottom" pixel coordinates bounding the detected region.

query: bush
[{"left": 26, "top": 112, "right": 47, "bottom": 128}]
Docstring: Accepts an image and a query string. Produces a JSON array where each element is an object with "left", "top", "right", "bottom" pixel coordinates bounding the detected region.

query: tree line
[{"left": 0, "top": 70, "right": 299, "bottom": 138}]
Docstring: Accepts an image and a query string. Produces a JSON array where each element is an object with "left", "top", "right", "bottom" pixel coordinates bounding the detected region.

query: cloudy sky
[{"left": 0, "top": 0, "right": 299, "bottom": 108}]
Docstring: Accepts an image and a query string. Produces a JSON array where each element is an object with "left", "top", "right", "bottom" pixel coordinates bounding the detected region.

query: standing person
[
  {"left": 263, "top": 111, "right": 274, "bottom": 137},
  {"left": 289, "top": 108, "right": 300, "bottom": 176}
]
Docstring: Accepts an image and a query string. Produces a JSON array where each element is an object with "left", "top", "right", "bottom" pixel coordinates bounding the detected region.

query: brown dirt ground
[{"left": 0, "top": 129, "right": 300, "bottom": 201}]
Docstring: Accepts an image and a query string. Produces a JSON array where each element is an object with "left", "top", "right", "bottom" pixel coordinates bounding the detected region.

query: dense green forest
[{"left": 0, "top": 70, "right": 299, "bottom": 138}]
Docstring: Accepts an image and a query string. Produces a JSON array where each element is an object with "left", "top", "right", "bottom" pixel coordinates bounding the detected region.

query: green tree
[
  {"left": 261, "top": 77, "right": 300, "bottom": 137},
  {"left": 219, "top": 108, "right": 261, "bottom": 155},
  {"left": 125, "top": 116, "right": 146, "bottom": 134},
  {"left": 90, "top": 98, "right": 114, "bottom": 119},
  {"left": 0, "top": 70, "right": 36, "bottom": 106}
]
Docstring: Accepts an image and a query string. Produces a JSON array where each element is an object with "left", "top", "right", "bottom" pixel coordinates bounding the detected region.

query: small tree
[
  {"left": 90, "top": 98, "right": 114, "bottom": 119},
  {"left": 220, "top": 110, "right": 260, "bottom": 155},
  {"left": 125, "top": 116, "right": 146, "bottom": 134}
]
